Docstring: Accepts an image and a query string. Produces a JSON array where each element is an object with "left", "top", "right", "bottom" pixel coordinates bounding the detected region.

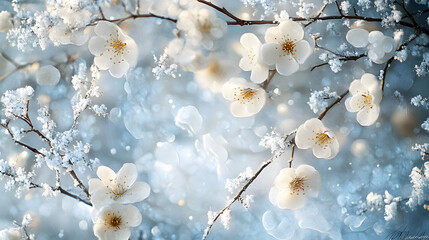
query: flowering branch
[{"left": 203, "top": 90, "right": 348, "bottom": 239}]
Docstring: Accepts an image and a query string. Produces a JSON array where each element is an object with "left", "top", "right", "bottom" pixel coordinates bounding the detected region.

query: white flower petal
[
  {"left": 264, "top": 25, "right": 282, "bottom": 43},
  {"left": 239, "top": 56, "right": 254, "bottom": 71},
  {"left": 349, "top": 94, "right": 366, "bottom": 112},
  {"left": 360, "top": 73, "right": 378, "bottom": 88},
  {"left": 88, "top": 36, "right": 108, "bottom": 56},
  {"left": 349, "top": 79, "right": 364, "bottom": 95},
  {"left": 250, "top": 64, "right": 269, "bottom": 83},
  {"left": 278, "top": 21, "right": 304, "bottom": 42},
  {"left": 368, "top": 31, "right": 384, "bottom": 44},
  {"left": 313, "top": 143, "right": 332, "bottom": 159},
  {"left": 304, "top": 118, "right": 325, "bottom": 132},
  {"left": 240, "top": 33, "right": 261, "bottom": 49},
  {"left": 296, "top": 165, "right": 321, "bottom": 198},
  {"left": 293, "top": 40, "right": 312, "bottom": 64},
  {"left": 295, "top": 125, "right": 316, "bottom": 149},
  {"left": 277, "top": 189, "right": 307, "bottom": 210},
  {"left": 260, "top": 42, "right": 281, "bottom": 66},
  {"left": 121, "top": 181, "right": 151, "bottom": 204},
  {"left": 116, "top": 163, "right": 138, "bottom": 189},
  {"left": 345, "top": 97, "right": 355, "bottom": 112},
  {"left": 123, "top": 38, "right": 138, "bottom": 67},
  {"left": 230, "top": 101, "right": 251, "bottom": 117},
  {"left": 346, "top": 28, "right": 369, "bottom": 48},
  {"left": 109, "top": 60, "right": 130, "bottom": 78},
  {"left": 274, "top": 168, "right": 296, "bottom": 189},
  {"left": 97, "top": 166, "right": 116, "bottom": 184},
  {"left": 88, "top": 178, "right": 105, "bottom": 194},
  {"left": 94, "top": 21, "right": 118, "bottom": 39},
  {"left": 276, "top": 55, "right": 299, "bottom": 76},
  {"left": 121, "top": 205, "right": 143, "bottom": 227},
  {"left": 94, "top": 53, "right": 113, "bottom": 70},
  {"left": 357, "top": 107, "right": 380, "bottom": 126}
]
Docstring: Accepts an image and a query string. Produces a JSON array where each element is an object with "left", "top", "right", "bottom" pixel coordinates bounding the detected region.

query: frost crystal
[
  {"left": 225, "top": 167, "right": 253, "bottom": 194},
  {"left": 259, "top": 130, "right": 288, "bottom": 155},
  {"left": 366, "top": 192, "right": 383, "bottom": 211},
  {"left": 307, "top": 87, "right": 339, "bottom": 114},
  {"left": 406, "top": 166, "right": 427, "bottom": 210},
  {"left": 1, "top": 86, "right": 34, "bottom": 119}
]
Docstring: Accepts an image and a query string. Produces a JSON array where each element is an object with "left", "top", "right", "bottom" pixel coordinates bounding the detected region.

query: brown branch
[
  {"left": 95, "top": 13, "right": 177, "bottom": 25},
  {"left": 304, "top": 3, "right": 329, "bottom": 27},
  {"left": 260, "top": 70, "right": 277, "bottom": 89},
  {"left": 197, "top": 0, "right": 246, "bottom": 25},
  {"left": 317, "top": 90, "right": 349, "bottom": 120},
  {"left": 289, "top": 142, "right": 295, "bottom": 168},
  {"left": 381, "top": 57, "right": 393, "bottom": 92},
  {"left": 0, "top": 170, "right": 92, "bottom": 206},
  {"left": 311, "top": 54, "right": 366, "bottom": 71},
  {"left": 395, "top": 0, "right": 419, "bottom": 30}
]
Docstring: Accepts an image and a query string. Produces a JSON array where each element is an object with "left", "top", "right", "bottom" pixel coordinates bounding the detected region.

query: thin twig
[
  {"left": 304, "top": 3, "right": 329, "bottom": 27},
  {"left": 289, "top": 142, "right": 295, "bottom": 168},
  {"left": 260, "top": 70, "right": 277, "bottom": 90},
  {"left": 202, "top": 90, "right": 348, "bottom": 238},
  {"left": 317, "top": 90, "right": 349, "bottom": 120},
  {"left": 311, "top": 54, "right": 366, "bottom": 71}
]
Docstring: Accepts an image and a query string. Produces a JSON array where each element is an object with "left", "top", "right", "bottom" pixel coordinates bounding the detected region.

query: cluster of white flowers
[
  {"left": 269, "top": 164, "right": 321, "bottom": 210},
  {"left": 345, "top": 73, "right": 383, "bottom": 126},
  {"left": 240, "top": 20, "right": 313, "bottom": 81},
  {"left": 89, "top": 163, "right": 150, "bottom": 240},
  {"left": 346, "top": 25, "right": 399, "bottom": 64}
]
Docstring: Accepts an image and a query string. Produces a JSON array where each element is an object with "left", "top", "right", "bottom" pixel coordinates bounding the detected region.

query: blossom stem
[
  {"left": 289, "top": 142, "right": 295, "bottom": 168},
  {"left": 310, "top": 54, "right": 365, "bottom": 71},
  {"left": 202, "top": 131, "right": 295, "bottom": 240},
  {"left": 317, "top": 90, "right": 349, "bottom": 120}
]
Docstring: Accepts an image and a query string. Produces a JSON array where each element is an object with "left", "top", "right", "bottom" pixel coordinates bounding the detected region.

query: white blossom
[
  {"left": 88, "top": 21, "right": 138, "bottom": 78},
  {"left": 269, "top": 165, "right": 321, "bottom": 210},
  {"left": 260, "top": 21, "right": 313, "bottom": 76},
  {"left": 345, "top": 73, "right": 382, "bottom": 126},
  {"left": 194, "top": 56, "right": 235, "bottom": 93},
  {"left": 176, "top": 8, "right": 227, "bottom": 50},
  {"left": 346, "top": 28, "right": 397, "bottom": 64},
  {"left": 93, "top": 204, "right": 142, "bottom": 240},
  {"left": 239, "top": 33, "right": 269, "bottom": 83},
  {"left": 165, "top": 38, "right": 208, "bottom": 72},
  {"left": 295, "top": 118, "right": 340, "bottom": 159},
  {"left": 88, "top": 163, "right": 151, "bottom": 207},
  {"left": 222, "top": 77, "right": 266, "bottom": 118}
]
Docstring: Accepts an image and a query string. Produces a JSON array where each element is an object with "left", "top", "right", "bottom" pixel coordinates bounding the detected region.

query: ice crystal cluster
[{"left": 0, "top": 0, "right": 429, "bottom": 240}]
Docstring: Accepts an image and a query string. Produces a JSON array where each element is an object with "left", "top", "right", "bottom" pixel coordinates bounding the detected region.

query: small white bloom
[
  {"left": 260, "top": 21, "right": 313, "bottom": 76},
  {"left": 239, "top": 33, "right": 269, "bottom": 83},
  {"left": 295, "top": 118, "right": 340, "bottom": 159},
  {"left": 88, "top": 163, "right": 151, "bottom": 207},
  {"left": 222, "top": 77, "right": 266, "bottom": 118},
  {"left": 0, "top": 11, "right": 13, "bottom": 32},
  {"left": 194, "top": 55, "right": 236, "bottom": 93},
  {"left": 93, "top": 204, "right": 142, "bottom": 240},
  {"left": 177, "top": 8, "right": 227, "bottom": 50},
  {"left": 49, "top": 23, "right": 91, "bottom": 46},
  {"left": 345, "top": 73, "right": 382, "bottom": 126},
  {"left": 346, "top": 28, "right": 397, "bottom": 64},
  {"left": 88, "top": 21, "right": 138, "bottom": 78},
  {"left": 165, "top": 38, "right": 208, "bottom": 72},
  {"left": 269, "top": 164, "right": 321, "bottom": 210},
  {"left": 0, "top": 227, "right": 21, "bottom": 240}
]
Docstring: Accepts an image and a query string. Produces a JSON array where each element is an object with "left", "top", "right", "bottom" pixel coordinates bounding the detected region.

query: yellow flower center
[
  {"left": 106, "top": 214, "right": 122, "bottom": 229},
  {"left": 111, "top": 184, "right": 127, "bottom": 200},
  {"left": 282, "top": 40, "right": 296, "bottom": 55},
  {"left": 362, "top": 93, "right": 374, "bottom": 109},
  {"left": 206, "top": 61, "right": 222, "bottom": 77},
  {"left": 199, "top": 20, "right": 212, "bottom": 33},
  {"left": 234, "top": 87, "right": 258, "bottom": 104},
  {"left": 111, "top": 40, "right": 127, "bottom": 55},
  {"left": 289, "top": 176, "right": 307, "bottom": 195},
  {"left": 315, "top": 131, "right": 332, "bottom": 149}
]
